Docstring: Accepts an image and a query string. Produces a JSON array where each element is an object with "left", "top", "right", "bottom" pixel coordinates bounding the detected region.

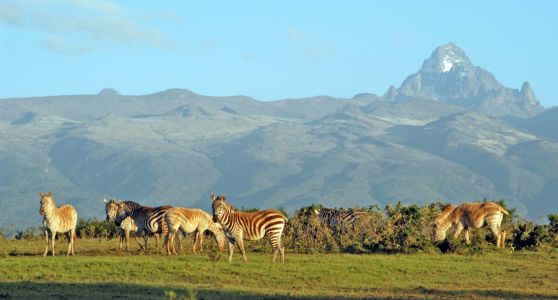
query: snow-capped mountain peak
[{"left": 420, "top": 43, "right": 471, "bottom": 73}]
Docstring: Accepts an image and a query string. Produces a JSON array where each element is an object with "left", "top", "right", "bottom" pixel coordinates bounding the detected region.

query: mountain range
[{"left": 1, "top": 43, "right": 556, "bottom": 229}]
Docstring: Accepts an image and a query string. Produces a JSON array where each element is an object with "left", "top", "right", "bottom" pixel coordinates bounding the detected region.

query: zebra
[
  {"left": 104, "top": 199, "right": 139, "bottom": 251},
  {"left": 211, "top": 193, "right": 287, "bottom": 263},
  {"left": 314, "top": 207, "right": 367, "bottom": 228},
  {"left": 164, "top": 207, "right": 226, "bottom": 255},
  {"left": 105, "top": 199, "right": 173, "bottom": 252},
  {"left": 39, "top": 191, "right": 78, "bottom": 257},
  {"left": 433, "top": 202, "right": 509, "bottom": 248}
]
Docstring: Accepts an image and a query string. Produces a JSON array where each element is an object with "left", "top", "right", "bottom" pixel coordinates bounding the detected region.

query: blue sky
[{"left": 0, "top": 0, "right": 557, "bottom": 106}]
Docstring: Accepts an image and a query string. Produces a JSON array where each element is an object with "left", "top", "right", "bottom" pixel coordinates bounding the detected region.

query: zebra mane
[
  {"left": 119, "top": 200, "right": 143, "bottom": 211},
  {"left": 215, "top": 195, "right": 236, "bottom": 212},
  {"left": 435, "top": 204, "right": 457, "bottom": 226}
]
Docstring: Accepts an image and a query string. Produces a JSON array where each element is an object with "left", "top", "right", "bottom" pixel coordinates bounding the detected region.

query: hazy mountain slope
[
  {"left": 505, "top": 108, "right": 558, "bottom": 141},
  {"left": 1, "top": 43, "right": 556, "bottom": 229}
]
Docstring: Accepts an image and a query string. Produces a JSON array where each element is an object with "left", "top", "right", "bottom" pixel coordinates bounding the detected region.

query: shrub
[{"left": 76, "top": 218, "right": 119, "bottom": 239}]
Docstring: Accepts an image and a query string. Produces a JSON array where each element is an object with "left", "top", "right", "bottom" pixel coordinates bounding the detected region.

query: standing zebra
[
  {"left": 39, "top": 191, "right": 77, "bottom": 257},
  {"left": 211, "top": 194, "right": 287, "bottom": 263},
  {"left": 433, "top": 202, "right": 509, "bottom": 248},
  {"left": 314, "top": 207, "right": 366, "bottom": 228},
  {"left": 104, "top": 199, "right": 139, "bottom": 251},
  {"left": 164, "top": 207, "right": 226, "bottom": 255},
  {"left": 105, "top": 200, "right": 172, "bottom": 252}
]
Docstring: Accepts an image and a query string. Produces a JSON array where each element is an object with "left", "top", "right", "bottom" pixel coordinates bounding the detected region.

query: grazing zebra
[
  {"left": 105, "top": 200, "right": 172, "bottom": 252},
  {"left": 38, "top": 191, "right": 78, "bottom": 257},
  {"left": 314, "top": 207, "right": 366, "bottom": 227},
  {"left": 433, "top": 202, "right": 509, "bottom": 248},
  {"left": 164, "top": 207, "right": 226, "bottom": 255},
  {"left": 211, "top": 194, "right": 287, "bottom": 263},
  {"left": 104, "top": 199, "right": 139, "bottom": 251}
]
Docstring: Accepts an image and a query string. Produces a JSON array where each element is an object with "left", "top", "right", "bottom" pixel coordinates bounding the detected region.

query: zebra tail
[{"left": 501, "top": 208, "right": 510, "bottom": 215}]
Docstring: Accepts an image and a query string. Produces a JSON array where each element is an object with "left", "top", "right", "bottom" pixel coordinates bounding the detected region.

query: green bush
[
  {"left": 76, "top": 218, "right": 119, "bottom": 239},
  {"left": 14, "top": 226, "right": 42, "bottom": 240}
]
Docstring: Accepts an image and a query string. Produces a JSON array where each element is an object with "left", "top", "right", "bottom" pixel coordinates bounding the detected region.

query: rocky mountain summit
[{"left": 389, "top": 43, "right": 544, "bottom": 118}]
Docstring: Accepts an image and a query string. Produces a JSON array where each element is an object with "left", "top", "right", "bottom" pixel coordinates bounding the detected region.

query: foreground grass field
[{"left": 1, "top": 239, "right": 557, "bottom": 299}]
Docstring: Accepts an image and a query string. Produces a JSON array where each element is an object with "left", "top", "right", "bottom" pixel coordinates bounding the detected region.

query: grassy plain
[{"left": 0, "top": 239, "right": 557, "bottom": 299}]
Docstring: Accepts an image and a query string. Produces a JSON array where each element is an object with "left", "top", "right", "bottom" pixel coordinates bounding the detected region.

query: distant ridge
[{"left": 0, "top": 43, "right": 554, "bottom": 229}]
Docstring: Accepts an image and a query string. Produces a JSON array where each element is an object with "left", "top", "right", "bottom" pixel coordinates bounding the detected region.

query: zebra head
[
  {"left": 211, "top": 193, "right": 230, "bottom": 223},
  {"left": 104, "top": 199, "right": 119, "bottom": 222},
  {"left": 38, "top": 191, "right": 54, "bottom": 216},
  {"left": 432, "top": 221, "right": 446, "bottom": 241}
]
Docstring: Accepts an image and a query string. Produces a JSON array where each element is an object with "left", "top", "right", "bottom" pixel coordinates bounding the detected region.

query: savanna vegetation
[{"left": 1, "top": 200, "right": 558, "bottom": 299}]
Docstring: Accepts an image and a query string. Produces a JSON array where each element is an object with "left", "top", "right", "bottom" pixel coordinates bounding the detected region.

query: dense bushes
[
  {"left": 284, "top": 201, "right": 558, "bottom": 254},
  {"left": 75, "top": 218, "right": 119, "bottom": 239},
  {"left": 284, "top": 202, "right": 441, "bottom": 254},
  {"left": 7, "top": 201, "right": 558, "bottom": 254}
]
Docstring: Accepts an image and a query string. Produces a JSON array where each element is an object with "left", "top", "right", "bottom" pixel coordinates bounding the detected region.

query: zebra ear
[
  {"left": 210, "top": 193, "right": 215, "bottom": 201},
  {"left": 46, "top": 191, "right": 52, "bottom": 197},
  {"left": 39, "top": 192, "right": 43, "bottom": 197},
  {"left": 103, "top": 198, "right": 108, "bottom": 203}
]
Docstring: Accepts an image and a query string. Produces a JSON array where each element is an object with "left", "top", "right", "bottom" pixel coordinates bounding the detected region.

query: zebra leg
[
  {"left": 490, "top": 224, "right": 502, "bottom": 248},
  {"left": 500, "top": 230, "right": 507, "bottom": 248},
  {"left": 463, "top": 229, "right": 470, "bottom": 245},
  {"left": 43, "top": 230, "right": 50, "bottom": 257},
  {"left": 178, "top": 232, "right": 183, "bottom": 253},
  {"left": 228, "top": 238, "right": 235, "bottom": 263},
  {"left": 125, "top": 230, "right": 130, "bottom": 251},
  {"left": 119, "top": 231, "right": 124, "bottom": 250},
  {"left": 490, "top": 225, "right": 501, "bottom": 248},
  {"left": 51, "top": 231, "right": 56, "bottom": 256},
  {"left": 135, "top": 235, "right": 143, "bottom": 250},
  {"left": 164, "top": 231, "right": 170, "bottom": 255},
  {"left": 66, "top": 232, "right": 71, "bottom": 256},
  {"left": 170, "top": 232, "right": 178, "bottom": 255},
  {"left": 199, "top": 231, "right": 204, "bottom": 254},
  {"left": 143, "top": 232, "right": 149, "bottom": 252},
  {"left": 71, "top": 229, "right": 76, "bottom": 256},
  {"left": 267, "top": 232, "right": 280, "bottom": 263},
  {"left": 193, "top": 230, "right": 199, "bottom": 254},
  {"left": 235, "top": 237, "right": 248, "bottom": 263},
  {"left": 155, "top": 234, "right": 160, "bottom": 253},
  {"left": 453, "top": 223, "right": 464, "bottom": 241}
]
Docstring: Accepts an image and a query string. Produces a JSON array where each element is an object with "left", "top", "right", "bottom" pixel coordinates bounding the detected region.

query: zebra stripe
[
  {"left": 314, "top": 208, "right": 366, "bottom": 228},
  {"left": 106, "top": 199, "right": 172, "bottom": 252},
  {"left": 39, "top": 191, "right": 78, "bottom": 257},
  {"left": 164, "top": 207, "right": 226, "bottom": 255},
  {"left": 211, "top": 194, "right": 287, "bottom": 263},
  {"left": 116, "top": 216, "right": 138, "bottom": 251},
  {"left": 433, "top": 202, "right": 509, "bottom": 248}
]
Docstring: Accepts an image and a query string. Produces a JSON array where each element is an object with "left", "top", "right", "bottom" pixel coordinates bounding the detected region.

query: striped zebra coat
[
  {"left": 314, "top": 208, "right": 366, "bottom": 228},
  {"left": 164, "top": 207, "right": 226, "bottom": 255},
  {"left": 433, "top": 202, "right": 509, "bottom": 248},
  {"left": 104, "top": 199, "right": 139, "bottom": 251},
  {"left": 39, "top": 191, "right": 78, "bottom": 257},
  {"left": 105, "top": 200, "right": 172, "bottom": 252},
  {"left": 211, "top": 194, "right": 287, "bottom": 263}
]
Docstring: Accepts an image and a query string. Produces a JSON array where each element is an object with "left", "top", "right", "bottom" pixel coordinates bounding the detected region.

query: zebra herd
[{"left": 38, "top": 191, "right": 510, "bottom": 261}]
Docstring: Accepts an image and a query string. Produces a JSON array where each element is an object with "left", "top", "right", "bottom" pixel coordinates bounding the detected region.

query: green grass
[{"left": 1, "top": 239, "right": 557, "bottom": 299}]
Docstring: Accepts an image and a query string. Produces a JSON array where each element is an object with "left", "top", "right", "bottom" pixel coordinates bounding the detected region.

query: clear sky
[{"left": 1, "top": 1, "right": 557, "bottom": 107}]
